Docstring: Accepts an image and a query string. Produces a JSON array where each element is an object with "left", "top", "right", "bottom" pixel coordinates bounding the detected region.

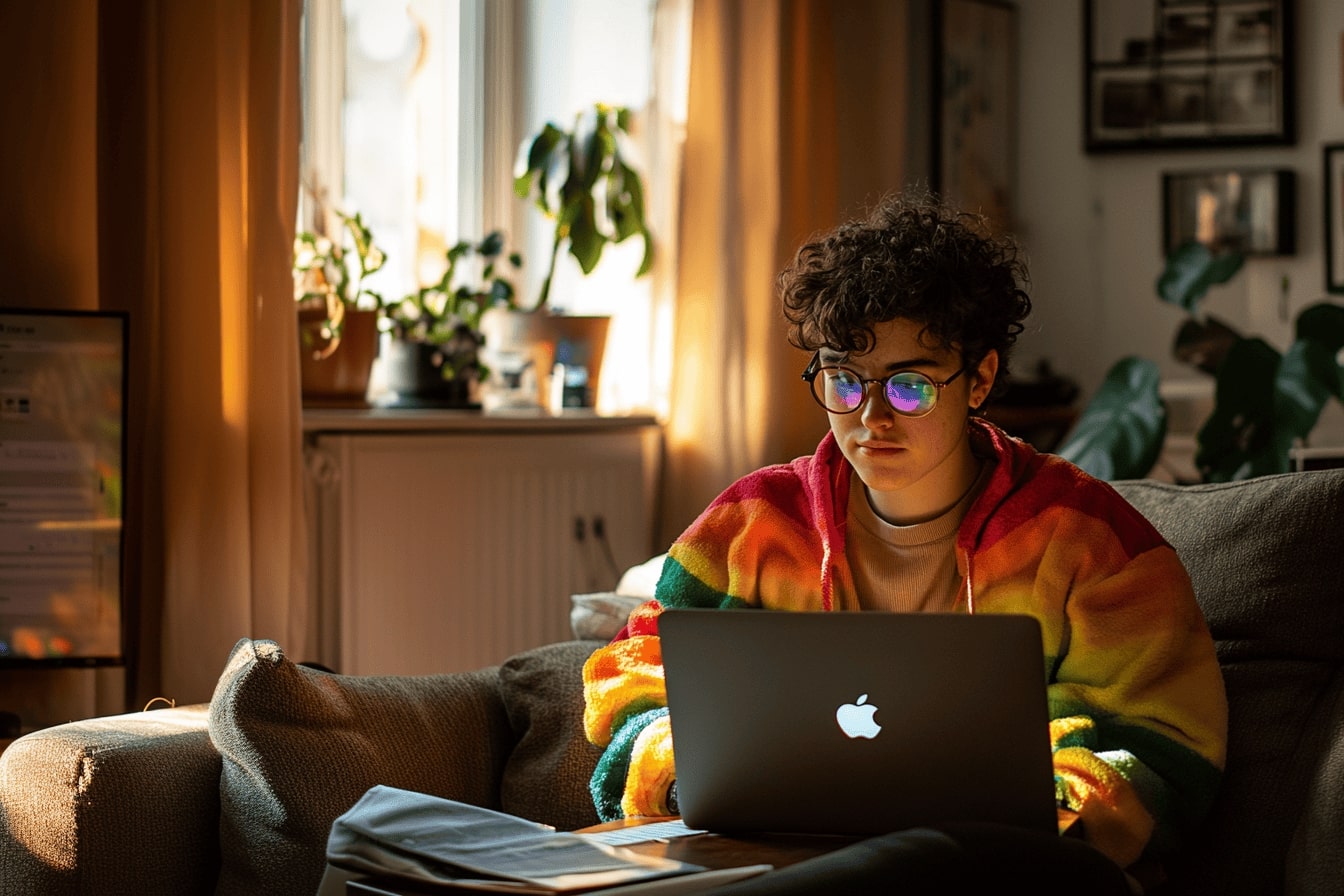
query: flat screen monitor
[{"left": 0, "top": 309, "right": 127, "bottom": 667}]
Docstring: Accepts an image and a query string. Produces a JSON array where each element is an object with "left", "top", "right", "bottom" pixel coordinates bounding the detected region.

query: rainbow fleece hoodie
[{"left": 583, "top": 418, "right": 1227, "bottom": 869}]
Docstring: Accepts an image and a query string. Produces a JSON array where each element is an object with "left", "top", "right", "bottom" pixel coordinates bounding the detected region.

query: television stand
[
  {"left": 0, "top": 709, "right": 21, "bottom": 738},
  {"left": 0, "top": 709, "right": 20, "bottom": 754}
]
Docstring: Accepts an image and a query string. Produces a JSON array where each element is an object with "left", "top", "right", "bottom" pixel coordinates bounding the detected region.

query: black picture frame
[
  {"left": 1161, "top": 168, "right": 1295, "bottom": 256},
  {"left": 1085, "top": 0, "right": 1294, "bottom": 152},
  {"left": 1326, "top": 144, "right": 1344, "bottom": 294}
]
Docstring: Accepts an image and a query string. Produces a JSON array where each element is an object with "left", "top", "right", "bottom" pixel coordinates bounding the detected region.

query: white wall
[{"left": 1015, "top": 0, "right": 1344, "bottom": 443}]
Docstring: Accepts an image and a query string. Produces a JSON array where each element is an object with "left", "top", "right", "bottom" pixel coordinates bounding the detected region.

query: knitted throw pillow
[
  {"left": 207, "top": 638, "right": 511, "bottom": 896},
  {"left": 497, "top": 639, "right": 605, "bottom": 831}
]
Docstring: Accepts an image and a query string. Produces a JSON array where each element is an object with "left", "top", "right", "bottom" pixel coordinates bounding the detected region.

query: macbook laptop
[{"left": 658, "top": 609, "right": 1059, "bottom": 838}]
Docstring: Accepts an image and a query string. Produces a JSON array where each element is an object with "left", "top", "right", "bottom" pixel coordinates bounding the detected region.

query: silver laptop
[{"left": 659, "top": 609, "right": 1058, "bottom": 837}]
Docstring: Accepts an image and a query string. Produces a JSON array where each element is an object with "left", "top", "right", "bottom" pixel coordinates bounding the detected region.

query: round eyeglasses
[{"left": 801, "top": 352, "right": 969, "bottom": 418}]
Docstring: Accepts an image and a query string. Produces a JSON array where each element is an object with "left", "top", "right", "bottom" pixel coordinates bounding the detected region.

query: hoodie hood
[{"left": 803, "top": 418, "right": 1049, "bottom": 610}]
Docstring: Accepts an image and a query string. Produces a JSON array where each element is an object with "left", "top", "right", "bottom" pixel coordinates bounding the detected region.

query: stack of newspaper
[{"left": 317, "top": 785, "right": 770, "bottom": 895}]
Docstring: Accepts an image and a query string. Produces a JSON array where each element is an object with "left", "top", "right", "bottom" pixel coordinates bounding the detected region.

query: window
[
  {"left": 300, "top": 0, "right": 502, "bottom": 302},
  {"left": 299, "top": 0, "right": 687, "bottom": 413}
]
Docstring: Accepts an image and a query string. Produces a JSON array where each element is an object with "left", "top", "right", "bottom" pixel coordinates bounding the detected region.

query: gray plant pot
[{"left": 382, "top": 328, "right": 482, "bottom": 409}]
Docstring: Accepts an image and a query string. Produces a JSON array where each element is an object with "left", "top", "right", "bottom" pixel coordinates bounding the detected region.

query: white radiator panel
[{"left": 312, "top": 426, "right": 659, "bottom": 676}]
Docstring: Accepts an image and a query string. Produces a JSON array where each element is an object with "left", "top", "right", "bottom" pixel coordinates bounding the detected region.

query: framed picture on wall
[
  {"left": 935, "top": 0, "right": 1017, "bottom": 232},
  {"left": 1162, "top": 169, "right": 1295, "bottom": 256},
  {"left": 1085, "top": 0, "right": 1294, "bottom": 152},
  {"left": 1326, "top": 144, "right": 1344, "bottom": 294}
]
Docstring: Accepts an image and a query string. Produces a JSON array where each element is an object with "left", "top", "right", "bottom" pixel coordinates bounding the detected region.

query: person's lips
[{"left": 856, "top": 439, "right": 904, "bottom": 454}]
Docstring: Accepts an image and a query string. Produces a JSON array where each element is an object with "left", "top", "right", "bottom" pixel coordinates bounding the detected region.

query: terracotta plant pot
[
  {"left": 546, "top": 314, "right": 610, "bottom": 408},
  {"left": 298, "top": 306, "right": 380, "bottom": 406},
  {"left": 479, "top": 308, "right": 611, "bottom": 411}
]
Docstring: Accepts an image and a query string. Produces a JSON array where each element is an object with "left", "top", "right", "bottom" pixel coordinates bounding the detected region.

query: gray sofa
[{"left": 2, "top": 468, "right": 1343, "bottom": 896}]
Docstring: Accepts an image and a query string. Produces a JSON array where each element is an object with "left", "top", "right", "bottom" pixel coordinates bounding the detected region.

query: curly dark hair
[{"left": 780, "top": 190, "right": 1032, "bottom": 393}]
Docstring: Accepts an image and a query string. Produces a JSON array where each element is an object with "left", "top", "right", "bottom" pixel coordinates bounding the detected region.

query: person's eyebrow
[
  {"left": 811, "top": 349, "right": 940, "bottom": 370},
  {"left": 819, "top": 349, "right": 947, "bottom": 371},
  {"left": 878, "top": 356, "right": 942, "bottom": 372}
]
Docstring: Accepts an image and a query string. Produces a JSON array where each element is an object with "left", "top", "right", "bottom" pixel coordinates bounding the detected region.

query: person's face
[{"left": 818, "top": 317, "right": 997, "bottom": 522}]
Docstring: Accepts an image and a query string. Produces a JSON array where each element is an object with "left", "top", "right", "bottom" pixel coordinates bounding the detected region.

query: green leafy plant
[
  {"left": 513, "top": 102, "right": 654, "bottom": 309},
  {"left": 1160, "top": 243, "right": 1344, "bottom": 481},
  {"left": 386, "top": 230, "right": 523, "bottom": 344},
  {"left": 1156, "top": 242, "right": 1245, "bottom": 315},
  {"left": 1055, "top": 356, "right": 1167, "bottom": 481},
  {"left": 379, "top": 231, "right": 524, "bottom": 390},
  {"left": 293, "top": 208, "right": 389, "bottom": 344},
  {"left": 1060, "top": 242, "right": 1344, "bottom": 482}
]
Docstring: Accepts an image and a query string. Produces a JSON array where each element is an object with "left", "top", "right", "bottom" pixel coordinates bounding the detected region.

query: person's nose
[{"left": 858, "top": 380, "right": 896, "bottom": 429}]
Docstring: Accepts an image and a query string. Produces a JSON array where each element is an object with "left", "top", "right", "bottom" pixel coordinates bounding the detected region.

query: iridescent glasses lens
[{"left": 801, "top": 352, "right": 968, "bottom": 418}]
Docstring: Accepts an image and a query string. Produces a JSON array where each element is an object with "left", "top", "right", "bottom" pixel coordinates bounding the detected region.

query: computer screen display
[{"left": 0, "top": 309, "right": 127, "bottom": 666}]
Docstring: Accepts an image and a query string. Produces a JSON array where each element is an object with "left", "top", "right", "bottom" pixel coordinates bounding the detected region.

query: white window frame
[{"left": 299, "top": 0, "right": 518, "bottom": 249}]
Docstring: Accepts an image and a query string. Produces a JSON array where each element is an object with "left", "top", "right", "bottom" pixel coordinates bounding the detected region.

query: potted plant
[
  {"left": 382, "top": 231, "right": 523, "bottom": 408},
  {"left": 1058, "top": 243, "right": 1344, "bottom": 482},
  {"left": 293, "top": 208, "right": 389, "bottom": 405},
  {"left": 495, "top": 101, "right": 655, "bottom": 408},
  {"left": 1157, "top": 243, "right": 1344, "bottom": 480}
]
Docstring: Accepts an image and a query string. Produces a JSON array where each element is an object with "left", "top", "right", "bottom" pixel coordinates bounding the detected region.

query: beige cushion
[
  {"left": 208, "top": 638, "right": 511, "bottom": 896},
  {"left": 498, "top": 640, "right": 605, "bottom": 831}
]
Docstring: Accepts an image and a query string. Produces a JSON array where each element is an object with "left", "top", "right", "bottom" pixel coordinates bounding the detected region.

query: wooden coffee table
[
  {"left": 579, "top": 815, "right": 858, "bottom": 874},
  {"left": 587, "top": 809, "right": 1079, "bottom": 867},
  {"left": 345, "top": 811, "right": 1080, "bottom": 893}
]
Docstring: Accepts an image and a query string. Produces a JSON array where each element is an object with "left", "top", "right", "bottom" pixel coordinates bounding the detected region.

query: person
[{"left": 581, "top": 190, "right": 1227, "bottom": 890}]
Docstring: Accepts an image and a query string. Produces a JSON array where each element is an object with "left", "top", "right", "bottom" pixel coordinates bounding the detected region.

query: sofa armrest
[{"left": 0, "top": 704, "right": 221, "bottom": 896}]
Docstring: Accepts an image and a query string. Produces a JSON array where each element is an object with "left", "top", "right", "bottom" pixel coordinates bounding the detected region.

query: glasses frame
[{"left": 801, "top": 351, "right": 969, "bottom": 418}]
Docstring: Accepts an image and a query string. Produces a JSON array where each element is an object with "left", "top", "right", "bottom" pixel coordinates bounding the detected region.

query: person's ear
[{"left": 969, "top": 350, "right": 999, "bottom": 410}]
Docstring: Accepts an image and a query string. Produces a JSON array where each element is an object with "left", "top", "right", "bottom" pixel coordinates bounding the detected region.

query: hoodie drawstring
[{"left": 962, "top": 548, "right": 976, "bottom": 614}]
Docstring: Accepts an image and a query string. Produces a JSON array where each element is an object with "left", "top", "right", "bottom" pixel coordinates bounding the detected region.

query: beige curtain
[
  {"left": 658, "top": 0, "right": 917, "bottom": 547},
  {"left": 0, "top": 1, "right": 304, "bottom": 709},
  {"left": 97, "top": 0, "right": 308, "bottom": 706}
]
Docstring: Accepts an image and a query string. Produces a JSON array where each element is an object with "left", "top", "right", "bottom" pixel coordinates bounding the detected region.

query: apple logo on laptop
[{"left": 835, "top": 694, "right": 882, "bottom": 739}]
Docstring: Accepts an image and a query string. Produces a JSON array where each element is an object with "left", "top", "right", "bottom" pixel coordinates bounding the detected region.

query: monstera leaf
[
  {"left": 1196, "top": 338, "right": 1285, "bottom": 481},
  {"left": 1157, "top": 242, "right": 1245, "bottom": 316},
  {"left": 1196, "top": 310, "right": 1344, "bottom": 482},
  {"left": 1296, "top": 302, "right": 1344, "bottom": 402},
  {"left": 1056, "top": 356, "right": 1166, "bottom": 481}
]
